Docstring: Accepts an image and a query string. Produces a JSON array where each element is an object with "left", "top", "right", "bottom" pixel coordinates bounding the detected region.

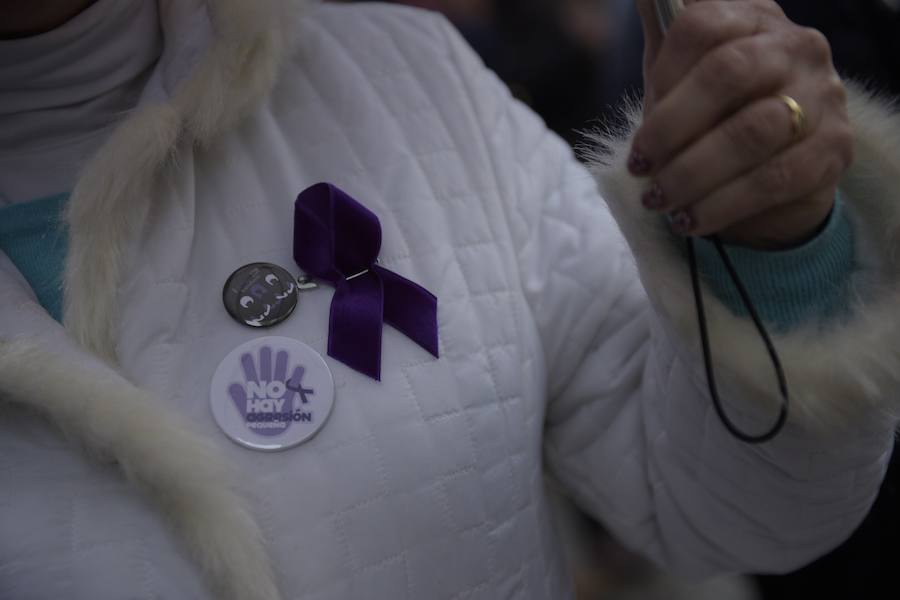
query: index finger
[
  {"left": 649, "top": 0, "right": 784, "bottom": 103},
  {"left": 634, "top": 0, "right": 667, "bottom": 78}
]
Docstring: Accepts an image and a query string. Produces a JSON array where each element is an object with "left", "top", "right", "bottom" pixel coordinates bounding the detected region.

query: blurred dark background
[
  {"left": 347, "top": 0, "right": 900, "bottom": 146},
  {"left": 342, "top": 1, "right": 900, "bottom": 597}
]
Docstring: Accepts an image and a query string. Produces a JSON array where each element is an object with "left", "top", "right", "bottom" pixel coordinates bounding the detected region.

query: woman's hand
[{"left": 630, "top": 0, "right": 853, "bottom": 249}]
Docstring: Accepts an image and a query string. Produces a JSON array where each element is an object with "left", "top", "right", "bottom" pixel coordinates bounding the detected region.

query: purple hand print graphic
[
  {"left": 211, "top": 336, "right": 335, "bottom": 451},
  {"left": 228, "top": 345, "right": 314, "bottom": 437}
]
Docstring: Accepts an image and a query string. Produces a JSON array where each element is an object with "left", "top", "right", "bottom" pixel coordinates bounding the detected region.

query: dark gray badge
[{"left": 223, "top": 263, "right": 298, "bottom": 328}]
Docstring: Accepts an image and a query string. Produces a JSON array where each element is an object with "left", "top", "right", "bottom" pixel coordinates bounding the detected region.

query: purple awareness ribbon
[{"left": 293, "top": 183, "right": 439, "bottom": 380}]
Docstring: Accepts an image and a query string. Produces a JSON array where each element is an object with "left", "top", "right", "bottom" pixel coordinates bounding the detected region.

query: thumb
[{"left": 635, "top": 0, "right": 665, "bottom": 73}]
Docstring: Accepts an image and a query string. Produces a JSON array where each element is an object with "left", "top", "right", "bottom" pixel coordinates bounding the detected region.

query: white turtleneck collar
[{"left": 0, "top": 0, "right": 163, "bottom": 205}]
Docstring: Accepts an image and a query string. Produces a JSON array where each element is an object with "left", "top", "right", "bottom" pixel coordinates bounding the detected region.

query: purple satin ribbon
[{"left": 293, "top": 183, "right": 439, "bottom": 380}]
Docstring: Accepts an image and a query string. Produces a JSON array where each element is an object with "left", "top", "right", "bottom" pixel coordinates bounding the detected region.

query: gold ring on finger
[{"left": 778, "top": 95, "right": 807, "bottom": 142}]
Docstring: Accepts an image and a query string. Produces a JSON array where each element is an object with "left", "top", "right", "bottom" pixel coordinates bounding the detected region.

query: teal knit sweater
[
  {"left": 693, "top": 197, "right": 853, "bottom": 331},
  {"left": 0, "top": 194, "right": 854, "bottom": 331},
  {"left": 0, "top": 193, "right": 69, "bottom": 322}
]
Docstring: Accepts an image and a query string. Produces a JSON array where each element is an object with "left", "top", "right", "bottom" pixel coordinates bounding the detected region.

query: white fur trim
[
  {"left": 63, "top": 0, "right": 304, "bottom": 360},
  {"left": 586, "top": 85, "right": 900, "bottom": 433},
  {"left": 52, "top": 0, "right": 307, "bottom": 596},
  {"left": 0, "top": 340, "right": 282, "bottom": 600}
]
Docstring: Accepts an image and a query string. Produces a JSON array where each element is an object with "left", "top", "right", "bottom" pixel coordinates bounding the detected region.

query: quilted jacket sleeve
[{"left": 437, "top": 15, "right": 900, "bottom": 577}]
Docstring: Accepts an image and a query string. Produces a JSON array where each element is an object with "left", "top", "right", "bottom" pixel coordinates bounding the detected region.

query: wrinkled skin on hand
[{"left": 631, "top": 0, "right": 853, "bottom": 249}]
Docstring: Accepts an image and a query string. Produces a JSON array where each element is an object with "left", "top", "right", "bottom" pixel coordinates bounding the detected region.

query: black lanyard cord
[{"left": 686, "top": 235, "right": 790, "bottom": 444}]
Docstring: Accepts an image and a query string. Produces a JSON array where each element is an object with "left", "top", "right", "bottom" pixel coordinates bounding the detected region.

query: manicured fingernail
[
  {"left": 670, "top": 210, "right": 695, "bottom": 235},
  {"left": 628, "top": 149, "right": 652, "bottom": 175},
  {"left": 642, "top": 183, "right": 665, "bottom": 210}
]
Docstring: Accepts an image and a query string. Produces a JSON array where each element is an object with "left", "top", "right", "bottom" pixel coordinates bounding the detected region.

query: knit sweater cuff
[{"left": 693, "top": 196, "right": 854, "bottom": 331}]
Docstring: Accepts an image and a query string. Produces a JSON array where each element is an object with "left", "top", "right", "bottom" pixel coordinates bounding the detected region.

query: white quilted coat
[{"left": 3, "top": 1, "right": 900, "bottom": 599}]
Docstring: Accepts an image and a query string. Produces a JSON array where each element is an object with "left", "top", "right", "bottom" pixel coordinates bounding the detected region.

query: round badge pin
[
  {"left": 223, "top": 263, "right": 299, "bottom": 328},
  {"left": 210, "top": 336, "right": 335, "bottom": 451}
]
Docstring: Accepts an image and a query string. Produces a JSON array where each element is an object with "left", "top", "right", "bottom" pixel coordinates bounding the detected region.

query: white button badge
[{"left": 210, "top": 336, "right": 335, "bottom": 451}]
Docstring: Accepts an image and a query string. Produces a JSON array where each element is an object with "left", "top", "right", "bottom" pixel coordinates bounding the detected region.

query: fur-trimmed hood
[
  {"left": 64, "top": 0, "right": 305, "bottom": 362},
  {"left": 5, "top": 2, "right": 306, "bottom": 599}
]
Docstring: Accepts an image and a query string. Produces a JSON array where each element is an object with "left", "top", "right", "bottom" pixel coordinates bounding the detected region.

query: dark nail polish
[
  {"left": 670, "top": 210, "right": 694, "bottom": 235},
  {"left": 628, "top": 150, "right": 652, "bottom": 175},
  {"left": 642, "top": 183, "right": 665, "bottom": 210}
]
